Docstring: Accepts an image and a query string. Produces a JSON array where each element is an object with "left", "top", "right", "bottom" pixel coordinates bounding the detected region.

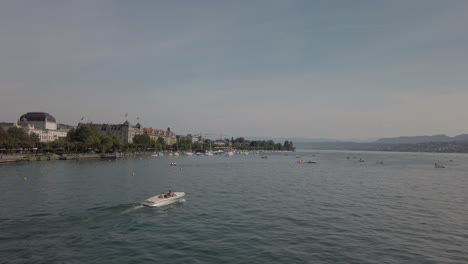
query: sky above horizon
[{"left": 1, "top": 1, "right": 468, "bottom": 140}]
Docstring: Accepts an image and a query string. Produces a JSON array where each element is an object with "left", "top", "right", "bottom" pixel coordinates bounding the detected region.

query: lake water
[{"left": 1, "top": 151, "right": 467, "bottom": 263}]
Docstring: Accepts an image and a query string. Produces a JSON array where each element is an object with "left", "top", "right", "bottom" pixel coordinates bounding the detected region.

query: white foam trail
[{"left": 120, "top": 205, "right": 143, "bottom": 214}]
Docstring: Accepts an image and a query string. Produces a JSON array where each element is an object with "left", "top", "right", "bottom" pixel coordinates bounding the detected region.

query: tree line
[
  {"left": 0, "top": 127, "right": 40, "bottom": 150},
  {"left": 0, "top": 126, "right": 295, "bottom": 153}
]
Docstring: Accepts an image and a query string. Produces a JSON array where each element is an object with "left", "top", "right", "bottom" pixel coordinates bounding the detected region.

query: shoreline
[
  {"left": 0, "top": 150, "right": 295, "bottom": 164},
  {"left": 0, "top": 152, "right": 145, "bottom": 164}
]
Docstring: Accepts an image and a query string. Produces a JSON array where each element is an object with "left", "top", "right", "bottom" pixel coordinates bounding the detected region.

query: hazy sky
[{"left": 1, "top": 1, "right": 468, "bottom": 140}]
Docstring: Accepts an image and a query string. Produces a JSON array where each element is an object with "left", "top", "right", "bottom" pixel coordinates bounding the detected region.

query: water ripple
[{"left": 0, "top": 152, "right": 467, "bottom": 263}]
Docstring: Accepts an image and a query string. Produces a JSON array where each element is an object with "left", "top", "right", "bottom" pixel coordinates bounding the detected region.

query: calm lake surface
[{"left": 1, "top": 151, "right": 467, "bottom": 263}]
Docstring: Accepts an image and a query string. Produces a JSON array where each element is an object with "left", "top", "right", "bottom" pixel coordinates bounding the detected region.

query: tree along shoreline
[{"left": 0, "top": 126, "right": 295, "bottom": 160}]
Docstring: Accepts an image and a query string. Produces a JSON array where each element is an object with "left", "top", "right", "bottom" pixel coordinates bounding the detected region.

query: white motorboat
[
  {"left": 225, "top": 151, "right": 234, "bottom": 156},
  {"left": 141, "top": 192, "right": 185, "bottom": 207}
]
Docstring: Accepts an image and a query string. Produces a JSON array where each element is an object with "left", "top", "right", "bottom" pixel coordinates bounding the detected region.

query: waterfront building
[
  {"left": 34, "top": 129, "right": 68, "bottom": 142},
  {"left": 213, "top": 139, "right": 226, "bottom": 147},
  {"left": 142, "top": 127, "right": 164, "bottom": 141},
  {"left": 142, "top": 127, "right": 177, "bottom": 145},
  {"left": 0, "top": 112, "right": 70, "bottom": 143},
  {"left": 165, "top": 128, "right": 177, "bottom": 145},
  {"left": 78, "top": 121, "right": 141, "bottom": 144},
  {"left": 191, "top": 134, "right": 204, "bottom": 143},
  {"left": 19, "top": 112, "right": 57, "bottom": 130}
]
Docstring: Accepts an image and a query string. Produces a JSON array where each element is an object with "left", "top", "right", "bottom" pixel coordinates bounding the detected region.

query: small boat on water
[
  {"left": 141, "top": 192, "right": 185, "bottom": 207},
  {"left": 434, "top": 163, "right": 445, "bottom": 168},
  {"left": 306, "top": 160, "right": 317, "bottom": 164},
  {"left": 261, "top": 156, "right": 268, "bottom": 159},
  {"left": 170, "top": 162, "right": 177, "bottom": 166}
]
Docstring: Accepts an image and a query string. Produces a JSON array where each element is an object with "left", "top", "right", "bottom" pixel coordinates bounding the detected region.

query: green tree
[
  {"left": 110, "top": 135, "right": 124, "bottom": 151},
  {"left": 85, "top": 135, "right": 101, "bottom": 150},
  {"left": 157, "top": 137, "right": 166, "bottom": 150},
  {"left": 289, "top": 141, "right": 295, "bottom": 151},
  {"left": 99, "top": 135, "right": 113, "bottom": 153},
  {"left": 0, "top": 127, "right": 8, "bottom": 145},
  {"left": 6, "top": 127, "right": 34, "bottom": 149},
  {"left": 284, "top": 141, "right": 290, "bottom": 150},
  {"left": 133, "top": 134, "right": 151, "bottom": 146},
  {"left": 66, "top": 126, "right": 119, "bottom": 152},
  {"left": 275, "top": 143, "right": 283, "bottom": 150},
  {"left": 30, "top": 132, "right": 40, "bottom": 145},
  {"left": 50, "top": 138, "right": 66, "bottom": 150},
  {"left": 67, "top": 126, "right": 101, "bottom": 143}
]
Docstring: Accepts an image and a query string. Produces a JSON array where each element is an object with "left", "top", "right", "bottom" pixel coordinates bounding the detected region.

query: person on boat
[{"left": 166, "top": 190, "right": 173, "bottom": 197}]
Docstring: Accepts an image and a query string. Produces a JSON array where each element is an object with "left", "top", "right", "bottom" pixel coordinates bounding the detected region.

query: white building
[
  {"left": 15, "top": 112, "right": 69, "bottom": 142},
  {"left": 19, "top": 112, "right": 57, "bottom": 130},
  {"left": 78, "top": 121, "right": 141, "bottom": 144}
]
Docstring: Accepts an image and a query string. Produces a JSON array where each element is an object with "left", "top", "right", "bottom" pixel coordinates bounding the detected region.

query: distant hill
[
  {"left": 295, "top": 141, "right": 380, "bottom": 151},
  {"left": 247, "top": 137, "right": 339, "bottom": 143},
  {"left": 374, "top": 134, "right": 468, "bottom": 144},
  {"left": 453, "top": 134, "right": 468, "bottom": 142}
]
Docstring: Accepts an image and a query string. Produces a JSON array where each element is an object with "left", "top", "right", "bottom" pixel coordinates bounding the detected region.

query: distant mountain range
[
  {"left": 248, "top": 134, "right": 468, "bottom": 153},
  {"left": 374, "top": 134, "right": 468, "bottom": 144},
  {"left": 262, "top": 134, "right": 468, "bottom": 145},
  {"left": 294, "top": 133, "right": 468, "bottom": 153},
  {"left": 246, "top": 137, "right": 377, "bottom": 143}
]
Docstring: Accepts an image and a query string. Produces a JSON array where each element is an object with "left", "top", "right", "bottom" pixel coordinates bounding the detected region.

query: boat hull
[{"left": 141, "top": 192, "right": 185, "bottom": 207}]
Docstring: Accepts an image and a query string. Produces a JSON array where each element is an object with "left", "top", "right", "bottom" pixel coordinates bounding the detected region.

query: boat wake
[{"left": 120, "top": 205, "right": 144, "bottom": 215}]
